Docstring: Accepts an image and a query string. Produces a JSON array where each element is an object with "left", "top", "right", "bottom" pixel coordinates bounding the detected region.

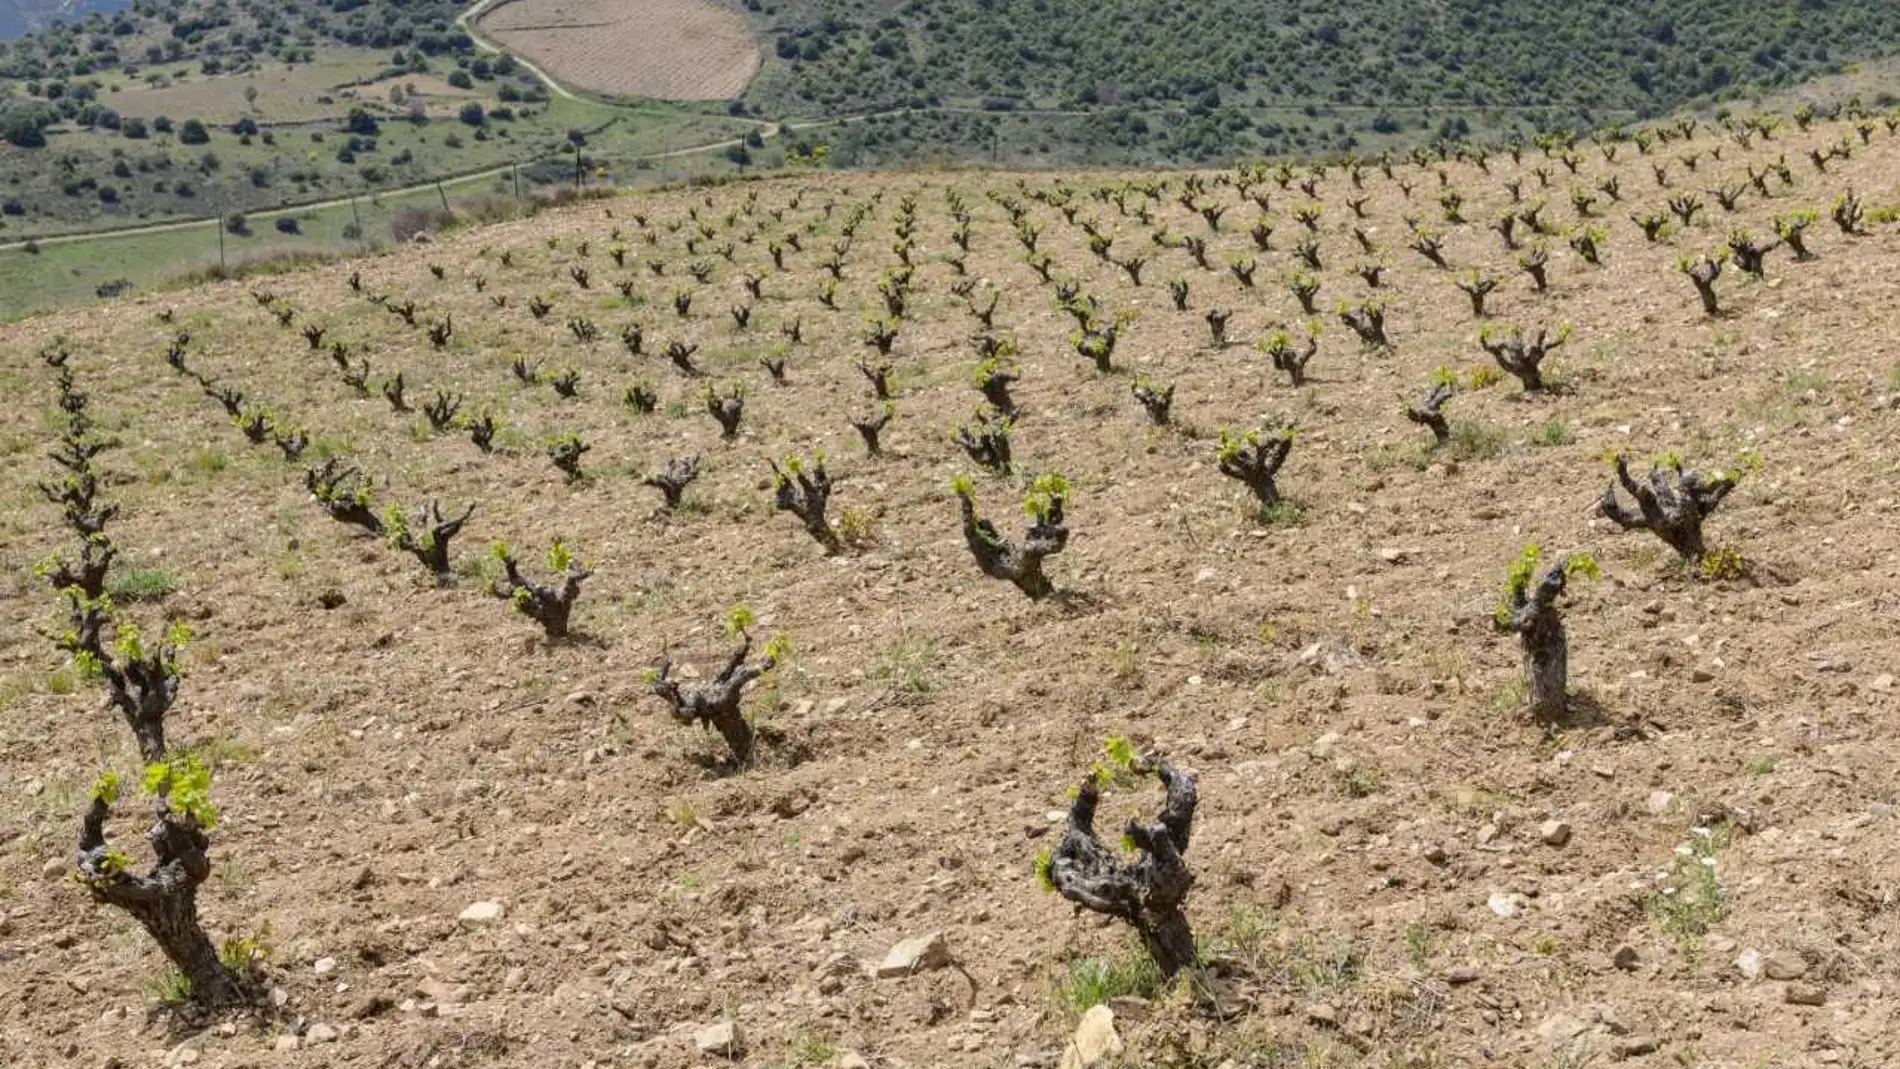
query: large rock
[
  {"left": 694, "top": 1020, "right": 745, "bottom": 1057},
  {"left": 876, "top": 932, "right": 950, "bottom": 978},
  {"left": 1059, "top": 1005, "right": 1123, "bottom": 1069}
]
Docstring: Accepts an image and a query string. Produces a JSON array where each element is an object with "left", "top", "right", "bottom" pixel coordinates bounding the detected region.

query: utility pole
[
  {"left": 436, "top": 180, "right": 451, "bottom": 215},
  {"left": 349, "top": 192, "right": 362, "bottom": 243},
  {"left": 573, "top": 143, "right": 582, "bottom": 190},
  {"left": 512, "top": 163, "right": 520, "bottom": 200},
  {"left": 216, "top": 216, "right": 226, "bottom": 272}
]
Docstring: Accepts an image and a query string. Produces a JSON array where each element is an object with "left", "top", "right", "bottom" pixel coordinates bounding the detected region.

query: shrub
[
  {"left": 951, "top": 473, "right": 1069, "bottom": 599},
  {"left": 1039, "top": 739, "right": 1202, "bottom": 980},
  {"left": 491, "top": 541, "right": 589, "bottom": 639},
  {"left": 646, "top": 609, "right": 788, "bottom": 764},
  {"left": 1495, "top": 545, "right": 1598, "bottom": 721},
  {"left": 1596, "top": 454, "right": 1739, "bottom": 563}
]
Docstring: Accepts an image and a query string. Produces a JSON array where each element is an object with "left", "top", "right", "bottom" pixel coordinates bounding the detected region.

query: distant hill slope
[
  {"left": 3, "top": 0, "right": 1900, "bottom": 244},
  {"left": 742, "top": 0, "right": 1900, "bottom": 160}
]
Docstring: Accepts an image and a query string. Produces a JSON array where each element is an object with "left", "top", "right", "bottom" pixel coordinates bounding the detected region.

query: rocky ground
[{"left": 2, "top": 115, "right": 1898, "bottom": 1069}]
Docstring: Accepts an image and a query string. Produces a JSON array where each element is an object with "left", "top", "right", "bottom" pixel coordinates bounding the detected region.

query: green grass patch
[
  {"left": 107, "top": 569, "right": 178, "bottom": 603},
  {"left": 1054, "top": 944, "right": 1165, "bottom": 1012}
]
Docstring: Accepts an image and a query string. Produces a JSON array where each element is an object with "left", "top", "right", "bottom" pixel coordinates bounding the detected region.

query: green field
[{"left": 0, "top": 126, "right": 771, "bottom": 319}]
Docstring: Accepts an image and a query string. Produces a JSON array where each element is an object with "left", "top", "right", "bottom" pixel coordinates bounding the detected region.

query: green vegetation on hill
[
  {"left": 0, "top": 0, "right": 753, "bottom": 237},
  {"left": 7, "top": 0, "right": 1900, "bottom": 238},
  {"left": 743, "top": 0, "right": 1900, "bottom": 159}
]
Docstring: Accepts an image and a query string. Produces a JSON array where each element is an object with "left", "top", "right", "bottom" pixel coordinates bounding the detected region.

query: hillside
[
  {"left": 4, "top": 114, "right": 1900, "bottom": 1069},
  {"left": 0, "top": 0, "right": 753, "bottom": 241},
  {"left": 9, "top": 0, "right": 1900, "bottom": 246}
]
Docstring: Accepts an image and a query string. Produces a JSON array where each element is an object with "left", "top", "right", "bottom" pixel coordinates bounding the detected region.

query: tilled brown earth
[{"left": 2, "top": 117, "right": 1899, "bottom": 1069}]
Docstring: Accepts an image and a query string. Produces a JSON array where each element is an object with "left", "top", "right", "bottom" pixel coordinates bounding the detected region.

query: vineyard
[{"left": 3, "top": 110, "right": 1900, "bottom": 1069}]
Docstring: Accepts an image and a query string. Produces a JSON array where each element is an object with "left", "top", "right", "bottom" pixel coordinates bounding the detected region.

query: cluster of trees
[
  {"left": 757, "top": 0, "right": 1900, "bottom": 115},
  {"left": 0, "top": 0, "right": 478, "bottom": 83}
]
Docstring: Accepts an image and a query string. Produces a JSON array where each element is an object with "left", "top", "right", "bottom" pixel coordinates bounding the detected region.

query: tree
[
  {"left": 447, "top": 69, "right": 473, "bottom": 90},
  {"left": 345, "top": 106, "right": 378, "bottom": 136},
  {"left": 177, "top": 118, "right": 209, "bottom": 144},
  {"left": 458, "top": 102, "right": 485, "bottom": 127},
  {"left": 0, "top": 101, "right": 51, "bottom": 147}
]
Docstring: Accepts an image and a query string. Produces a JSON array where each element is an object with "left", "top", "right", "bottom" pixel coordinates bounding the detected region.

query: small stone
[
  {"left": 1476, "top": 823, "right": 1500, "bottom": 845},
  {"left": 346, "top": 993, "right": 394, "bottom": 1019},
  {"left": 693, "top": 1020, "right": 744, "bottom": 1056},
  {"left": 313, "top": 956, "right": 338, "bottom": 977},
  {"left": 1487, "top": 893, "right": 1521, "bottom": 918},
  {"left": 1059, "top": 1005, "right": 1122, "bottom": 1069},
  {"left": 1611, "top": 945, "right": 1640, "bottom": 971},
  {"left": 457, "top": 901, "right": 504, "bottom": 926},
  {"left": 1539, "top": 820, "right": 1572, "bottom": 847},
  {"left": 1763, "top": 950, "right": 1807, "bottom": 980},
  {"left": 1615, "top": 1035, "right": 1660, "bottom": 1059},
  {"left": 273, "top": 1036, "right": 301, "bottom": 1053},
  {"left": 1872, "top": 674, "right": 1895, "bottom": 693},
  {"left": 834, "top": 1055, "right": 869, "bottom": 1069},
  {"left": 1646, "top": 790, "right": 1674, "bottom": 815},
  {"left": 1536, "top": 1013, "right": 1589, "bottom": 1045},
  {"left": 1443, "top": 967, "right": 1480, "bottom": 985},
  {"left": 1735, "top": 948, "right": 1762, "bottom": 981},
  {"left": 305, "top": 1023, "right": 339, "bottom": 1045},
  {"left": 416, "top": 977, "right": 469, "bottom": 1005},
  {"left": 166, "top": 1047, "right": 201, "bottom": 1067},
  {"left": 876, "top": 931, "right": 950, "bottom": 978},
  {"left": 1691, "top": 668, "right": 1715, "bottom": 683},
  {"left": 1422, "top": 844, "right": 1448, "bottom": 865},
  {"left": 1104, "top": 995, "right": 1151, "bottom": 1022},
  {"left": 1305, "top": 1003, "right": 1338, "bottom": 1026},
  {"left": 41, "top": 857, "right": 66, "bottom": 880},
  {"left": 1784, "top": 983, "right": 1826, "bottom": 1006}
]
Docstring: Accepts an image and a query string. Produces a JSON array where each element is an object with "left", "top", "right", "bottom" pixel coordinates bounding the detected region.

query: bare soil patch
[{"left": 477, "top": 0, "right": 760, "bottom": 100}]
